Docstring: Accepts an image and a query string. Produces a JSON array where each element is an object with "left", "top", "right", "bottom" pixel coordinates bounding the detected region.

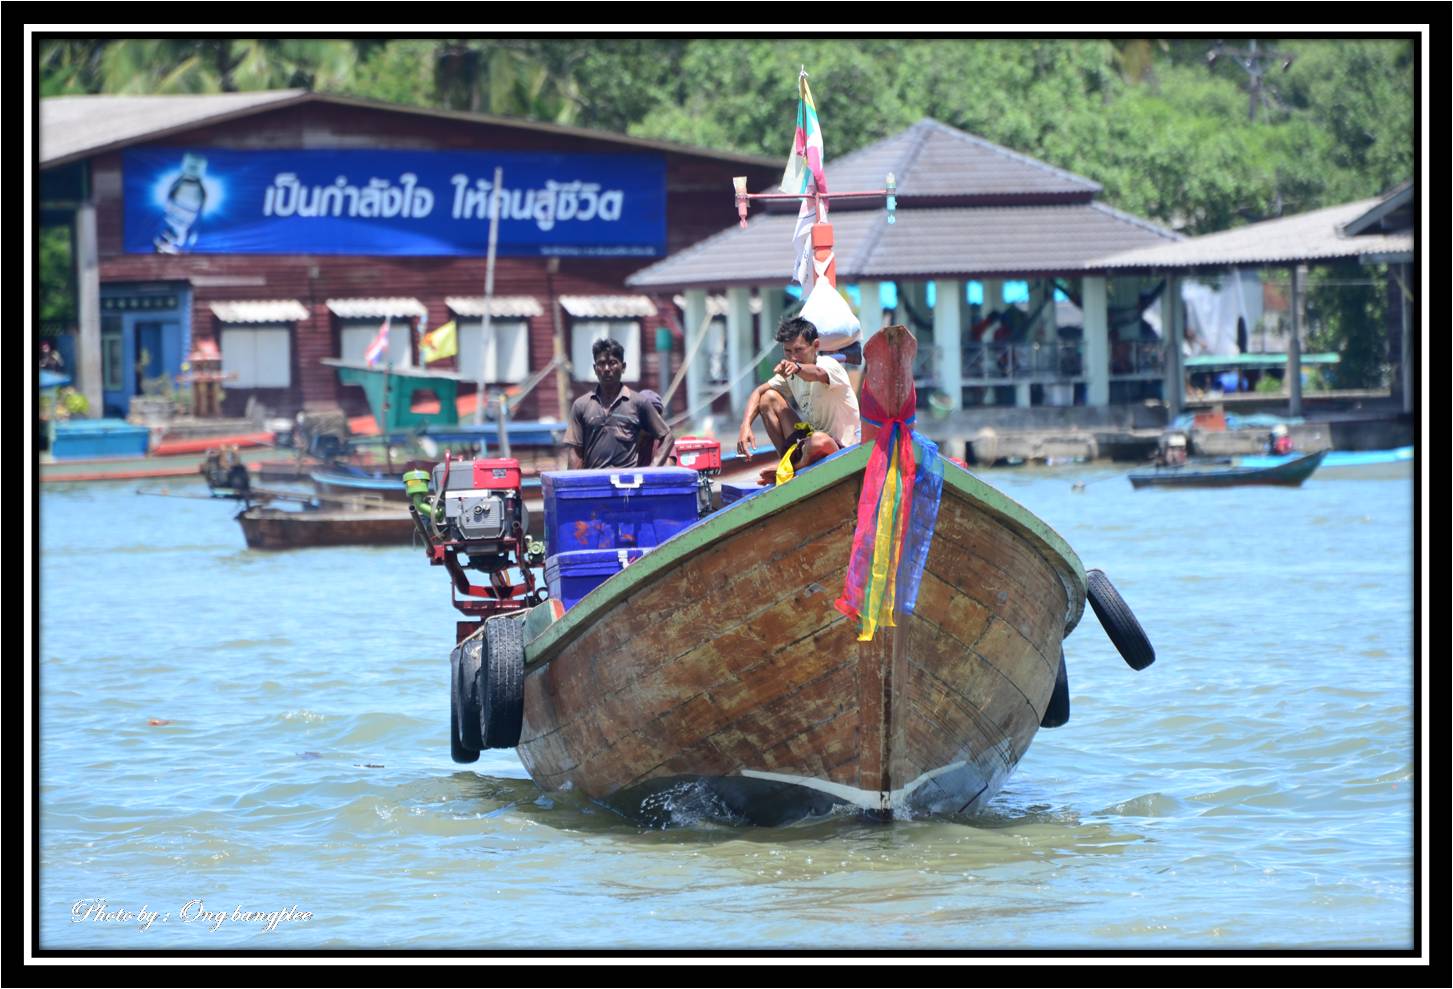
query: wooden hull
[
  {"left": 236, "top": 506, "right": 416, "bottom": 550},
  {"left": 1128, "top": 449, "right": 1327, "bottom": 488},
  {"left": 513, "top": 444, "right": 1086, "bottom": 823}
]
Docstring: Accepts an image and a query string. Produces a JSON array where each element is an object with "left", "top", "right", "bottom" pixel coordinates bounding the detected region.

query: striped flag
[
  {"left": 780, "top": 70, "right": 828, "bottom": 289},
  {"left": 363, "top": 315, "right": 391, "bottom": 367}
]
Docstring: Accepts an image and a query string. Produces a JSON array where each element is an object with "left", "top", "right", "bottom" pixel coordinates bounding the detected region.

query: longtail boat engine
[
  {"left": 670, "top": 436, "right": 722, "bottom": 515},
  {"left": 404, "top": 454, "right": 546, "bottom": 641}
]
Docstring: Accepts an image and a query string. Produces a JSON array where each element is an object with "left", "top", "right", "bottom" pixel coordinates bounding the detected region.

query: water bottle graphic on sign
[{"left": 154, "top": 153, "right": 208, "bottom": 254}]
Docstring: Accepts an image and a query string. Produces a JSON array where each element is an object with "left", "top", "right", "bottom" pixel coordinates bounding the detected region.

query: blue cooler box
[
  {"left": 546, "top": 548, "right": 648, "bottom": 611},
  {"left": 50, "top": 419, "right": 151, "bottom": 459},
  {"left": 541, "top": 467, "right": 699, "bottom": 556}
]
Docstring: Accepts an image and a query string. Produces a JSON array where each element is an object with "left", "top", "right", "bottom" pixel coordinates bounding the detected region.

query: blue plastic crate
[
  {"left": 540, "top": 467, "right": 699, "bottom": 557},
  {"left": 720, "top": 481, "right": 773, "bottom": 507},
  {"left": 546, "top": 547, "right": 648, "bottom": 611},
  {"left": 50, "top": 419, "right": 151, "bottom": 459}
]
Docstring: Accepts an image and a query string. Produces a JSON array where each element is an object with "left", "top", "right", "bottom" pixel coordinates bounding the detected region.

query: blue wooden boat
[
  {"left": 1129, "top": 450, "right": 1327, "bottom": 489},
  {"left": 1236, "top": 446, "right": 1411, "bottom": 471}
]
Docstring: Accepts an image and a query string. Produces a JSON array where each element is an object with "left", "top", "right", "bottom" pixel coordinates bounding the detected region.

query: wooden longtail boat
[
  {"left": 446, "top": 82, "right": 1153, "bottom": 823},
  {"left": 1127, "top": 449, "right": 1327, "bottom": 489},
  {"left": 458, "top": 327, "right": 1151, "bottom": 824},
  {"left": 236, "top": 504, "right": 415, "bottom": 550}
]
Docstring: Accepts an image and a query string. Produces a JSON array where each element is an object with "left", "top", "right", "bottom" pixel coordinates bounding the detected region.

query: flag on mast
[
  {"left": 420, "top": 320, "right": 458, "bottom": 364},
  {"left": 780, "top": 69, "right": 827, "bottom": 290},
  {"left": 363, "top": 315, "right": 391, "bottom": 367}
]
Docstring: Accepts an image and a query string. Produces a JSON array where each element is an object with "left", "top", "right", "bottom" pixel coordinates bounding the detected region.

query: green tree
[
  {"left": 39, "top": 225, "right": 74, "bottom": 333},
  {"left": 1306, "top": 262, "right": 1390, "bottom": 389}
]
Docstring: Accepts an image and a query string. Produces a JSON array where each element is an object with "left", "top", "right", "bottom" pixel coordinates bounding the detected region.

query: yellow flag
[{"left": 420, "top": 320, "right": 457, "bottom": 363}]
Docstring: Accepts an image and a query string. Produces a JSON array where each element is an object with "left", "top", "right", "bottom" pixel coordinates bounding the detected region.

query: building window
[
  {"left": 339, "top": 319, "right": 413, "bottom": 368},
  {"left": 457, "top": 319, "right": 529, "bottom": 384},
  {"left": 102, "top": 315, "right": 124, "bottom": 390},
  {"left": 570, "top": 320, "right": 641, "bottom": 382},
  {"left": 220, "top": 324, "right": 292, "bottom": 388}
]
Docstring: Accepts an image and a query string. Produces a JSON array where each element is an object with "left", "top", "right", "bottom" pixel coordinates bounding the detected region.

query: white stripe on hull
[{"left": 739, "top": 738, "right": 1016, "bottom": 816}]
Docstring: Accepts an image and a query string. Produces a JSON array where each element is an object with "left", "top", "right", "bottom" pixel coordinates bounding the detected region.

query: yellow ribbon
[{"left": 858, "top": 439, "right": 907, "bottom": 641}]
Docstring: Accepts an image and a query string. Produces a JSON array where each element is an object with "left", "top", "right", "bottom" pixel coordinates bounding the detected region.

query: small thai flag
[{"left": 363, "top": 316, "right": 391, "bottom": 367}]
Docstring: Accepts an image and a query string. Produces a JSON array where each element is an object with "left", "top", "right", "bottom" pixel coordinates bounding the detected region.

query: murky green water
[{"left": 35, "top": 461, "right": 1418, "bottom": 951}]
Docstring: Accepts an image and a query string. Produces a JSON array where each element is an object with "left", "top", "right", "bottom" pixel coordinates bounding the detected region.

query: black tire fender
[
  {"left": 1086, "top": 569, "right": 1155, "bottom": 671},
  {"left": 1040, "top": 649, "right": 1070, "bottom": 728},
  {"left": 449, "top": 644, "right": 480, "bottom": 763},
  {"left": 479, "top": 615, "right": 525, "bottom": 749},
  {"left": 455, "top": 638, "right": 486, "bottom": 751}
]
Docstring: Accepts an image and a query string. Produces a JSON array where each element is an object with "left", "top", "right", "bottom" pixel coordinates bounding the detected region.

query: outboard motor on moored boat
[{"left": 404, "top": 455, "right": 546, "bottom": 631}]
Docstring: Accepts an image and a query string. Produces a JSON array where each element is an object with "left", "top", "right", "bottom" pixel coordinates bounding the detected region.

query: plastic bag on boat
[{"left": 798, "top": 269, "right": 861, "bottom": 352}]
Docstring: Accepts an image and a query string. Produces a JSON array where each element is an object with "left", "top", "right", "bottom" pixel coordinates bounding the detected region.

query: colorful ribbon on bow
[{"left": 835, "top": 390, "right": 943, "bottom": 641}]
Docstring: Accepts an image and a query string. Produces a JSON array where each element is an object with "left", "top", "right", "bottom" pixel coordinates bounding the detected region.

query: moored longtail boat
[
  {"left": 1128, "top": 449, "right": 1327, "bottom": 489},
  {"left": 236, "top": 504, "right": 415, "bottom": 550}
]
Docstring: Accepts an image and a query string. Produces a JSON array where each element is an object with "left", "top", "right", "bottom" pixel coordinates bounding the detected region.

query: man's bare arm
[{"left": 737, "top": 383, "right": 773, "bottom": 456}]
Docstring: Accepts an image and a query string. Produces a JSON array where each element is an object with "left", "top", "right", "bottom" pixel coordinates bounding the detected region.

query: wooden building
[{"left": 39, "top": 90, "right": 781, "bottom": 420}]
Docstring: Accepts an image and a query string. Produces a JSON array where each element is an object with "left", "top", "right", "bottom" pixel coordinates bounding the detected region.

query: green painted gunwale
[{"left": 523, "top": 442, "right": 1087, "bottom": 667}]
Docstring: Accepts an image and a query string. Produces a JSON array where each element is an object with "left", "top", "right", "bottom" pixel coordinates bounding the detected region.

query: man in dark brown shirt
[{"left": 564, "top": 338, "right": 675, "bottom": 469}]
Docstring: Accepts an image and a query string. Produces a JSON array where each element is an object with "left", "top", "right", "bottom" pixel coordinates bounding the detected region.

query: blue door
[{"left": 135, "top": 322, "right": 165, "bottom": 393}]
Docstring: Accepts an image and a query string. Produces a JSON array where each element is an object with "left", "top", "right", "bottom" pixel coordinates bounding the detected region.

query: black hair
[
  {"left": 775, "top": 315, "right": 818, "bottom": 346},
  {"left": 591, "top": 338, "right": 626, "bottom": 363}
]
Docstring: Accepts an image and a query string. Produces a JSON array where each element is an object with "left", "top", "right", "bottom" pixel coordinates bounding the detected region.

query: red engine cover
[
  {"left": 673, "top": 436, "right": 722, "bottom": 471},
  {"left": 471, "top": 458, "right": 522, "bottom": 490}
]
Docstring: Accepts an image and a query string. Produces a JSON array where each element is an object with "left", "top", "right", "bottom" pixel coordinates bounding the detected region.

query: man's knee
[
  {"left": 760, "top": 389, "right": 789, "bottom": 415},
  {"left": 799, "top": 433, "right": 840, "bottom": 465}
]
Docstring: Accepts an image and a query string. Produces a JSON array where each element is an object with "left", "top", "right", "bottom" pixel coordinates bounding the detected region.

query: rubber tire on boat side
[
  {"left": 456, "top": 638, "right": 486, "bottom": 752},
  {"left": 479, "top": 615, "right": 525, "bottom": 749},
  {"left": 450, "top": 645, "right": 480, "bottom": 763},
  {"left": 1040, "top": 650, "right": 1070, "bottom": 728},
  {"left": 1085, "top": 569, "right": 1156, "bottom": 671}
]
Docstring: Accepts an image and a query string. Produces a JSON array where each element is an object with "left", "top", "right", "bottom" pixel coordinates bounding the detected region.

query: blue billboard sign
[{"left": 123, "top": 148, "right": 667, "bottom": 257}]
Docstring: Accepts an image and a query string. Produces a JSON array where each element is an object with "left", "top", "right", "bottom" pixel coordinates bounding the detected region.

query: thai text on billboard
[{"left": 123, "top": 148, "right": 667, "bottom": 257}]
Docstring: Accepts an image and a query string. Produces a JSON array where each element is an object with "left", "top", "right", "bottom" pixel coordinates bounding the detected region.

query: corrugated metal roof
[
  {"left": 40, "top": 90, "right": 781, "bottom": 170},
  {"left": 325, "top": 297, "right": 427, "bottom": 319},
  {"left": 41, "top": 90, "right": 309, "bottom": 166},
  {"left": 444, "top": 296, "right": 544, "bottom": 318},
  {"left": 558, "top": 295, "right": 658, "bottom": 319},
  {"left": 628, "top": 201, "right": 1179, "bottom": 290},
  {"left": 210, "top": 299, "right": 310, "bottom": 323},
  {"left": 1341, "top": 180, "right": 1412, "bottom": 236},
  {"left": 1093, "top": 198, "right": 1414, "bottom": 270}
]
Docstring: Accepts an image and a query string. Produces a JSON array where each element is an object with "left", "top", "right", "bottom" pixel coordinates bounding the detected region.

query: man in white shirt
[{"left": 736, "top": 315, "right": 861, "bottom": 482}]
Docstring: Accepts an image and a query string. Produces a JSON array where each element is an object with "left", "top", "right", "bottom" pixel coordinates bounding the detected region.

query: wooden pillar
[
  {"left": 683, "top": 288, "right": 708, "bottom": 427},
  {"left": 981, "top": 278, "right": 1003, "bottom": 316},
  {"left": 1162, "top": 273, "right": 1185, "bottom": 419},
  {"left": 1400, "top": 263, "right": 1412, "bottom": 415},
  {"left": 1288, "top": 265, "right": 1304, "bottom": 417},
  {"left": 74, "top": 202, "right": 102, "bottom": 418},
  {"left": 858, "top": 281, "right": 885, "bottom": 344},
  {"left": 758, "top": 285, "right": 783, "bottom": 383},
  {"left": 933, "top": 279, "right": 962, "bottom": 411},
  {"left": 1082, "top": 276, "right": 1110, "bottom": 407},
  {"left": 726, "top": 286, "right": 753, "bottom": 416}
]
